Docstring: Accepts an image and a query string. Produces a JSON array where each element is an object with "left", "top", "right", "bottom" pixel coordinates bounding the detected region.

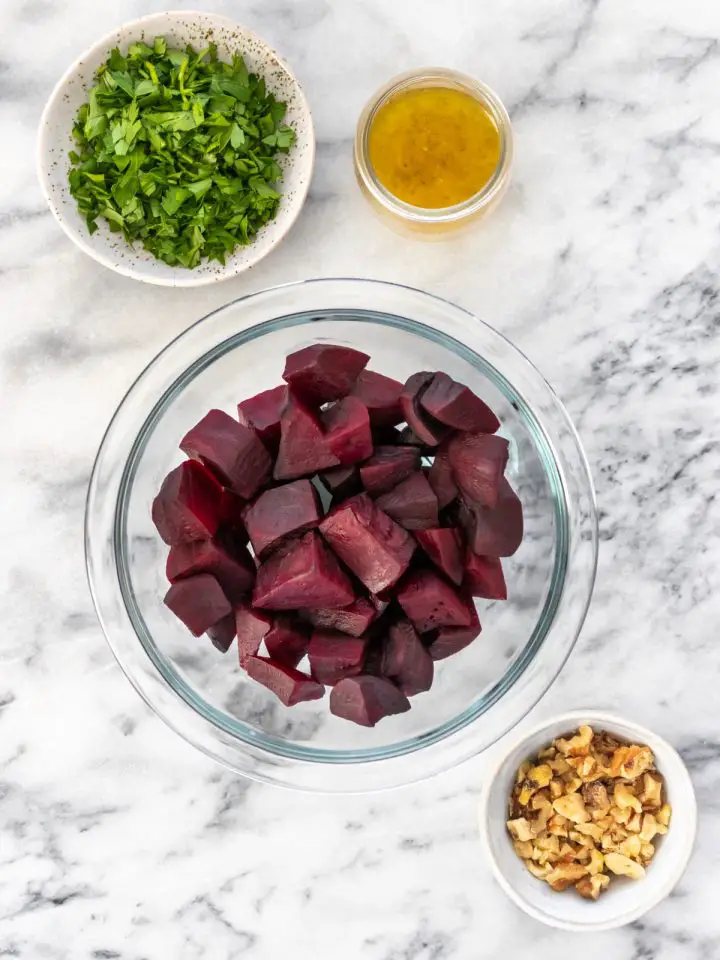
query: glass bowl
[{"left": 86, "top": 279, "right": 597, "bottom": 792}]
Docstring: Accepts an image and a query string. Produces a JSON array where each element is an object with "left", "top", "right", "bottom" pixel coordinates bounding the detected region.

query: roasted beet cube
[
  {"left": 244, "top": 479, "right": 321, "bottom": 558},
  {"left": 166, "top": 536, "right": 255, "bottom": 603},
  {"left": 237, "top": 384, "right": 287, "bottom": 450},
  {"left": 253, "top": 531, "right": 355, "bottom": 611},
  {"left": 274, "top": 392, "right": 339, "bottom": 481},
  {"left": 308, "top": 630, "right": 369, "bottom": 685},
  {"left": 219, "top": 488, "right": 249, "bottom": 542},
  {"left": 302, "top": 597, "right": 376, "bottom": 637},
  {"left": 282, "top": 344, "right": 369, "bottom": 405},
  {"left": 458, "top": 478, "right": 523, "bottom": 556},
  {"left": 400, "top": 372, "right": 450, "bottom": 447},
  {"left": 465, "top": 551, "right": 507, "bottom": 599},
  {"left": 207, "top": 615, "right": 236, "bottom": 653},
  {"left": 350, "top": 369, "right": 403, "bottom": 427},
  {"left": 330, "top": 675, "right": 410, "bottom": 727},
  {"left": 164, "top": 573, "right": 232, "bottom": 636},
  {"left": 426, "top": 602, "right": 481, "bottom": 660},
  {"left": 360, "top": 445, "right": 420, "bottom": 495},
  {"left": 319, "top": 465, "right": 360, "bottom": 500},
  {"left": 383, "top": 619, "right": 434, "bottom": 696},
  {"left": 322, "top": 397, "right": 373, "bottom": 465},
  {"left": 448, "top": 432, "right": 509, "bottom": 509},
  {"left": 235, "top": 603, "right": 273, "bottom": 665},
  {"left": 375, "top": 472, "right": 438, "bottom": 531},
  {"left": 319, "top": 493, "right": 415, "bottom": 595},
  {"left": 264, "top": 616, "right": 310, "bottom": 669},
  {"left": 245, "top": 656, "right": 325, "bottom": 706},
  {"left": 428, "top": 443, "right": 459, "bottom": 509},
  {"left": 415, "top": 528, "right": 464, "bottom": 585},
  {"left": 180, "top": 409, "right": 272, "bottom": 499},
  {"left": 420, "top": 372, "right": 500, "bottom": 434},
  {"left": 152, "top": 460, "right": 224, "bottom": 545},
  {"left": 396, "top": 569, "right": 474, "bottom": 633}
]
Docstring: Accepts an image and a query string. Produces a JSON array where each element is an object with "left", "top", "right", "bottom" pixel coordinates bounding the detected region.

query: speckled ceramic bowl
[{"left": 37, "top": 11, "right": 315, "bottom": 287}]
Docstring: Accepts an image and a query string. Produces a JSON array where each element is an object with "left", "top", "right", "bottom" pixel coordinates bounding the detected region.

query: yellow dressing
[{"left": 368, "top": 86, "right": 501, "bottom": 209}]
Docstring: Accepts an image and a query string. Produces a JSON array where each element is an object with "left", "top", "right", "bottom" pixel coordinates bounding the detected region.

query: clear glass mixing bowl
[{"left": 86, "top": 279, "right": 597, "bottom": 792}]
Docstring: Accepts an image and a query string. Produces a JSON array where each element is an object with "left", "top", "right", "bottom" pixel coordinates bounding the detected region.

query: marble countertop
[{"left": 2, "top": 0, "right": 719, "bottom": 956}]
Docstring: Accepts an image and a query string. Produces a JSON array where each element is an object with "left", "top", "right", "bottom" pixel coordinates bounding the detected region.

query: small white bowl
[
  {"left": 479, "top": 711, "right": 697, "bottom": 931},
  {"left": 37, "top": 11, "right": 315, "bottom": 287}
]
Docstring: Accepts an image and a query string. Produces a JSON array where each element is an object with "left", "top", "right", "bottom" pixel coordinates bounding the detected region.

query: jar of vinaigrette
[{"left": 354, "top": 69, "right": 513, "bottom": 235}]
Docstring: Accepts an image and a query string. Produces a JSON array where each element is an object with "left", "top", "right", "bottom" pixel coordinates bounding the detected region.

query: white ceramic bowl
[
  {"left": 479, "top": 711, "right": 697, "bottom": 931},
  {"left": 37, "top": 11, "right": 315, "bottom": 287}
]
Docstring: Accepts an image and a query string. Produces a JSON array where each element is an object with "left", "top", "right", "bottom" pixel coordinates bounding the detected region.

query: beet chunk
[
  {"left": 350, "top": 369, "right": 404, "bottom": 427},
  {"left": 383, "top": 619, "right": 434, "bottom": 695},
  {"left": 164, "top": 574, "right": 232, "bottom": 636},
  {"left": 396, "top": 569, "right": 474, "bottom": 633},
  {"left": 360, "top": 445, "right": 420, "bottom": 495},
  {"left": 152, "top": 460, "right": 224, "bottom": 545},
  {"left": 448, "top": 432, "right": 509, "bottom": 509},
  {"left": 253, "top": 531, "right": 355, "bottom": 610},
  {"left": 322, "top": 397, "right": 373, "bottom": 465},
  {"left": 427, "top": 602, "right": 482, "bottom": 660},
  {"left": 428, "top": 445, "right": 459, "bottom": 509},
  {"left": 330, "top": 675, "right": 410, "bottom": 727},
  {"left": 237, "top": 384, "right": 287, "bottom": 450},
  {"left": 400, "top": 372, "right": 451, "bottom": 447},
  {"left": 308, "top": 631, "right": 369, "bottom": 685},
  {"left": 319, "top": 465, "right": 360, "bottom": 500},
  {"left": 180, "top": 409, "right": 271, "bottom": 499},
  {"left": 235, "top": 603, "right": 273, "bottom": 665},
  {"left": 420, "top": 372, "right": 500, "bottom": 433},
  {"left": 207, "top": 615, "right": 236, "bottom": 653},
  {"left": 274, "top": 392, "right": 339, "bottom": 481},
  {"left": 219, "top": 488, "right": 249, "bottom": 541},
  {"left": 302, "top": 597, "right": 376, "bottom": 637},
  {"left": 465, "top": 552, "right": 507, "bottom": 599},
  {"left": 244, "top": 479, "right": 321, "bottom": 558},
  {"left": 166, "top": 536, "right": 255, "bottom": 603},
  {"left": 375, "top": 472, "right": 439, "bottom": 531},
  {"left": 415, "top": 527, "right": 464, "bottom": 585},
  {"left": 319, "top": 493, "right": 415, "bottom": 594},
  {"left": 282, "top": 344, "right": 370, "bottom": 405},
  {"left": 265, "top": 616, "right": 310, "bottom": 668},
  {"left": 245, "top": 656, "right": 325, "bottom": 706},
  {"left": 458, "top": 478, "right": 523, "bottom": 556}
]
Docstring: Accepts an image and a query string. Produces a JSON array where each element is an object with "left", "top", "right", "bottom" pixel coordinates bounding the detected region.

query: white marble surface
[{"left": 2, "top": 0, "right": 719, "bottom": 956}]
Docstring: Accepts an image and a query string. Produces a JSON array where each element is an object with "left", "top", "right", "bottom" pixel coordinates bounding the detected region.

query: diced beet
[
  {"left": 302, "top": 597, "right": 376, "bottom": 637},
  {"left": 447, "top": 432, "right": 509, "bottom": 509},
  {"left": 308, "top": 631, "right": 369, "bottom": 685},
  {"left": 426, "top": 602, "right": 481, "bottom": 660},
  {"left": 152, "top": 460, "right": 224, "bottom": 545},
  {"left": 180, "top": 409, "right": 272, "bottom": 499},
  {"left": 383, "top": 619, "right": 434, "bottom": 696},
  {"left": 465, "top": 551, "right": 507, "bottom": 599},
  {"left": 319, "top": 493, "right": 415, "bottom": 595},
  {"left": 458, "top": 478, "right": 523, "bottom": 556},
  {"left": 375, "top": 472, "right": 439, "bottom": 531},
  {"left": 319, "top": 465, "right": 360, "bottom": 500},
  {"left": 400, "top": 372, "right": 451, "bottom": 447},
  {"left": 428, "top": 443, "right": 459, "bottom": 509},
  {"left": 350, "top": 369, "right": 404, "bottom": 427},
  {"left": 219, "top": 488, "right": 249, "bottom": 542},
  {"left": 245, "top": 656, "right": 325, "bottom": 706},
  {"left": 164, "top": 574, "right": 232, "bottom": 637},
  {"left": 235, "top": 603, "right": 273, "bottom": 665},
  {"left": 237, "top": 384, "right": 287, "bottom": 450},
  {"left": 322, "top": 397, "right": 373, "bottom": 465},
  {"left": 415, "top": 528, "right": 464, "bottom": 585},
  {"left": 207, "top": 615, "right": 236, "bottom": 653},
  {"left": 166, "top": 536, "right": 255, "bottom": 603},
  {"left": 253, "top": 531, "right": 355, "bottom": 611},
  {"left": 282, "top": 344, "right": 370, "bottom": 405},
  {"left": 360, "top": 445, "right": 420, "bottom": 495},
  {"left": 420, "top": 372, "right": 500, "bottom": 433},
  {"left": 396, "top": 569, "right": 474, "bottom": 633},
  {"left": 244, "top": 479, "right": 321, "bottom": 558},
  {"left": 264, "top": 616, "right": 310, "bottom": 668},
  {"left": 274, "top": 392, "right": 339, "bottom": 481},
  {"left": 330, "top": 675, "right": 410, "bottom": 727}
]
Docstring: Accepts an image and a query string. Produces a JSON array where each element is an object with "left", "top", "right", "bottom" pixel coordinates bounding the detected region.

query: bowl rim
[
  {"left": 478, "top": 709, "right": 698, "bottom": 931},
  {"left": 36, "top": 9, "right": 315, "bottom": 288},
  {"left": 85, "top": 278, "right": 599, "bottom": 791}
]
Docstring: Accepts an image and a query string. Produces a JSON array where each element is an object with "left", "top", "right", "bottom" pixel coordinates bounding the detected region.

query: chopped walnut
[
  {"left": 507, "top": 818, "right": 534, "bottom": 842},
  {"left": 545, "top": 862, "right": 588, "bottom": 892},
  {"left": 605, "top": 852, "right": 646, "bottom": 880},
  {"left": 576, "top": 873, "right": 610, "bottom": 900},
  {"left": 640, "top": 772, "right": 664, "bottom": 810},
  {"left": 553, "top": 793, "right": 590, "bottom": 824}
]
